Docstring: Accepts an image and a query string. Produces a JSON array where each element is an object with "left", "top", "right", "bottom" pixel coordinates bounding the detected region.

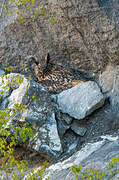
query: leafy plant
[
  {"left": 71, "top": 157, "right": 119, "bottom": 180},
  {"left": 0, "top": 69, "right": 49, "bottom": 179},
  {"left": 0, "top": 0, "right": 56, "bottom": 23}
]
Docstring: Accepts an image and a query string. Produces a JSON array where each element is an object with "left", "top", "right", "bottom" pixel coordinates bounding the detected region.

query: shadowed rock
[{"left": 71, "top": 120, "right": 87, "bottom": 136}]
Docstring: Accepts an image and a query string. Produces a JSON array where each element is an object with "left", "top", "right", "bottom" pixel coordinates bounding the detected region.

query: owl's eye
[
  {"left": 38, "top": 64, "right": 41, "bottom": 68},
  {"left": 38, "top": 64, "right": 42, "bottom": 71}
]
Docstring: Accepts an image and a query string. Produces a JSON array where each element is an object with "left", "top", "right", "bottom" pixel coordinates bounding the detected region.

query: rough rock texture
[
  {"left": 0, "top": 1, "right": 17, "bottom": 31},
  {"left": 99, "top": 65, "right": 119, "bottom": 119},
  {"left": 71, "top": 120, "right": 87, "bottom": 136},
  {"left": 99, "top": 65, "right": 115, "bottom": 94},
  {"left": 0, "top": 0, "right": 119, "bottom": 74},
  {"left": 42, "top": 135, "right": 119, "bottom": 180},
  {"left": 55, "top": 111, "right": 73, "bottom": 138},
  {"left": 0, "top": 73, "right": 62, "bottom": 158},
  {"left": 57, "top": 81, "right": 105, "bottom": 120},
  {"left": 61, "top": 113, "right": 73, "bottom": 125},
  {"left": 56, "top": 116, "right": 70, "bottom": 138}
]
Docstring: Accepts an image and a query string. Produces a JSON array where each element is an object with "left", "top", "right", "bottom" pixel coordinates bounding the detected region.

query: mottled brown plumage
[{"left": 28, "top": 53, "right": 95, "bottom": 93}]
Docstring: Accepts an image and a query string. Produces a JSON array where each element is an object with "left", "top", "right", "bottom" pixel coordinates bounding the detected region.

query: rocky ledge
[{"left": 0, "top": 64, "right": 119, "bottom": 179}]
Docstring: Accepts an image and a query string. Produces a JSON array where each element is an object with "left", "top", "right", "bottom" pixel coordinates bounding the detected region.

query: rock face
[
  {"left": 43, "top": 135, "right": 119, "bottom": 180},
  {"left": 0, "top": 73, "right": 62, "bottom": 158},
  {"left": 57, "top": 81, "right": 105, "bottom": 120},
  {"left": 99, "top": 65, "right": 119, "bottom": 119},
  {"left": 0, "top": 0, "right": 119, "bottom": 74},
  {"left": 0, "top": 0, "right": 119, "bottom": 177}
]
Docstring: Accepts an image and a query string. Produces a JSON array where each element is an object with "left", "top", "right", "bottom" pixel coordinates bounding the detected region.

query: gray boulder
[
  {"left": 57, "top": 81, "right": 105, "bottom": 120},
  {"left": 42, "top": 135, "right": 119, "bottom": 180},
  {"left": 0, "top": 73, "right": 62, "bottom": 158}
]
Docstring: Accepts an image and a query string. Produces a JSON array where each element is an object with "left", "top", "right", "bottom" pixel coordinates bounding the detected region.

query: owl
[{"left": 28, "top": 53, "right": 50, "bottom": 80}]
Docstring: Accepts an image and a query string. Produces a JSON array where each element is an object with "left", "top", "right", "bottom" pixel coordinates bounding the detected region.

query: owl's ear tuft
[{"left": 44, "top": 53, "right": 50, "bottom": 65}]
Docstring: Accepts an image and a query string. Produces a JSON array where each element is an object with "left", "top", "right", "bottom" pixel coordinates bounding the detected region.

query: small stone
[{"left": 71, "top": 120, "right": 87, "bottom": 136}]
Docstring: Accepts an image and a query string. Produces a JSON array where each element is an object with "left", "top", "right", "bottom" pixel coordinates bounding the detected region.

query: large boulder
[
  {"left": 0, "top": 73, "right": 62, "bottom": 158},
  {"left": 56, "top": 81, "right": 105, "bottom": 120},
  {"left": 0, "top": 0, "right": 119, "bottom": 74},
  {"left": 42, "top": 134, "right": 119, "bottom": 180}
]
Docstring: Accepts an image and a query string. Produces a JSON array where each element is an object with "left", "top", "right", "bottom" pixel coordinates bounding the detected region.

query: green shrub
[
  {"left": 0, "top": 69, "right": 49, "bottom": 180},
  {"left": 71, "top": 157, "right": 119, "bottom": 180},
  {"left": 1, "top": 0, "right": 56, "bottom": 23}
]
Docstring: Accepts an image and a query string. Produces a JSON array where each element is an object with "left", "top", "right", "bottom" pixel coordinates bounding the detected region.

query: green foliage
[
  {"left": 1, "top": 0, "right": 56, "bottom": 23},
  {"left": 0, "top": 71, "right": 49, "bottom": 179},
  {"left": 32, "top": 96, "right": 38, "bottom": 100},
  {"left": 71, "top": 157, "right": 119, "bottom": 180}
]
